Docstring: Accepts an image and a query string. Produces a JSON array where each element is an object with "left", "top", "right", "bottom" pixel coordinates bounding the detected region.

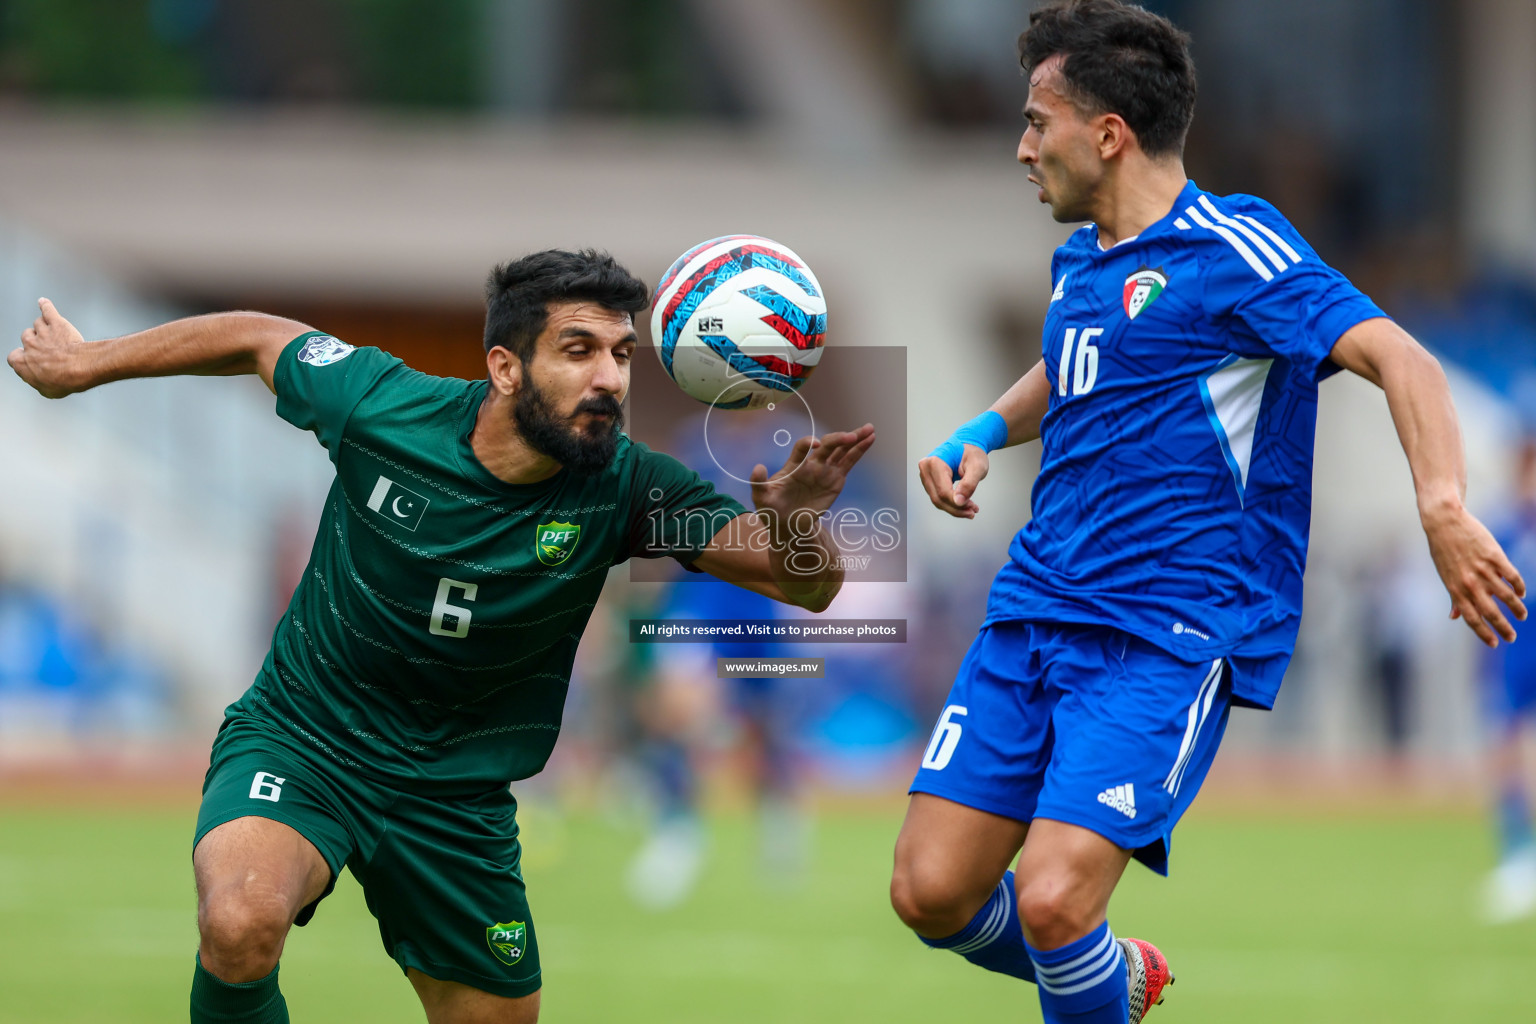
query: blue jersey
[
  {"left": 661, "top": 577, "right": 786, "bottom": 659},
  {"left": 985, "top": 181, "right": 1385, "bottom": 709},
  {"left": 1486, "top": 505, "right": 1536, "bottom": 714}
]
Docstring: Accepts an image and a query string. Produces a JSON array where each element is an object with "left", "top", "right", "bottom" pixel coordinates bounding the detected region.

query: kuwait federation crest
[
  {"left": 535, "top": 521, "right": 582, "bottom": 566},
  {"left": 487, "top": 921, "right": 527, "bottom": 966},
  {"left": 1122, "top": 267, "right": 1168, "bottom": 320}
]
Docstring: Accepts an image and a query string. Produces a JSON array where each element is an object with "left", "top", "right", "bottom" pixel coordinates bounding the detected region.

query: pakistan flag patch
[
  {"left": 535, "top": 521, "right": 581, "bottom": 566},
  {"left": 1122, "top": 267, "right": 1168, "bottom": 320},
  {"left": 487, "top": 921, "right": 527, "bottom": 966}
]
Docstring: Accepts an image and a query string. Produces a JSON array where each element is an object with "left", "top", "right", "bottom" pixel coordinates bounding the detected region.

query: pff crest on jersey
[
  {"left": 1123, "top": 268, "right": 1168, "bottom": 320},
  {"left": 535, "top": 521, "right": 581, "bottom": 566}
]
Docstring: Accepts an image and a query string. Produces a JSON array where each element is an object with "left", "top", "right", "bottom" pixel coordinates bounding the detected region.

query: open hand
[
  {"left": 750, "top": 423, "right": 876, "bottom": 526},
  {"left": 918, "top": 445, "right": 989, "bottom": 519},
  {"left": 8, "top": 298, "right": 86, "bottom": 399},
  {"left": 1424, "top": 502, "right": 1527, "bottom": 646}
]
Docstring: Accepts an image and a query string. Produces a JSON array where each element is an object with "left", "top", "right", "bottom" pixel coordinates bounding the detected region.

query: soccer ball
[{"left": 650, "top": 235, "right": 827, "bottom": 409}]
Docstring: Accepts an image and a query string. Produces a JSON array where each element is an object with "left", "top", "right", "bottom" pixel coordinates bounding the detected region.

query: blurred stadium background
[{"left": 1, "top": 1, "right": 1535, "bottom": 1021}]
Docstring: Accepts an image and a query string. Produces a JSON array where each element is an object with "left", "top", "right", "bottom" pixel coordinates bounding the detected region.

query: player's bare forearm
[
  {"left": 1331, "top": 318, "right": 1464, "bottom": 514},
  {"left": 9, "top": 301, "right": 310, "bottom": 399},
  {"left": 765, "top": 512, "right": 844, "bottom": 612},
  {"left": 697, "top": 425, "right": 874, "bottom": 612},
  {"left": 692, "top": 512, "right": 844, "bottom": 612},
  {"left": 1332, "top": 317, "right": 1528, "bottom": 644},
  {"left": 989, "top": 359, "right": 1051, "bottom": 446}
]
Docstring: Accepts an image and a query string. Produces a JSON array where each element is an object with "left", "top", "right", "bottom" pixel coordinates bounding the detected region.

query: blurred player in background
[
  {"left": 626, "top": 578, "right": 805, "bottom": 908},
  {"left": 7, "top": 249, "right": 874, "bottom": 1024},
  {"left": 1483, "top": 435, "right": 1536, "bottom": 922},
  {"left": 626, "top": 414, "right": 808, "bottom": 909},
  {"left": 889, "top": 3, "right": 1527, "bottom": 1023}
]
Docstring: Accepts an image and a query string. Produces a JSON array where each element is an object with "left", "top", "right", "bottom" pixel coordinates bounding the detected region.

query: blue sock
[
  {"left": 917, "top": 870, "right": 1035, "bottom": 982},
  {"left": 1498, "top": 780, "right": 1534, "bottom": 858},
  {"left": 1026, "top": 920, "right": 1129, "bottom": 1023}
]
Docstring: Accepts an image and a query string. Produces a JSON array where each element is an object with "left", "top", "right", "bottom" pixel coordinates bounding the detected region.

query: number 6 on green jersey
[{"left": 430, "top": 577, "right": 478, "bottom": 638}]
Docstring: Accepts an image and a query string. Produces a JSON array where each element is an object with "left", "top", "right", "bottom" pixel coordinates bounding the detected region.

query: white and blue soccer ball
[{"left": 650, "top": 235, "right": 827, "bottom": 409}]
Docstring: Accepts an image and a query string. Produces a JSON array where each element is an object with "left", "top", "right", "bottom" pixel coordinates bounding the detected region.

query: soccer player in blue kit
[
  {"left": 888, "top": 3, "right": 1528, "bottom": 1022},
  {"left": 1481, "top": 436, "right": 1536, "bottom": 921}
]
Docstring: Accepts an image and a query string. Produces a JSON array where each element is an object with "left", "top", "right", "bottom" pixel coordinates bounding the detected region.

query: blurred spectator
[{"left": 1361, "top": 544, "right": 1420, "bottom": 754}]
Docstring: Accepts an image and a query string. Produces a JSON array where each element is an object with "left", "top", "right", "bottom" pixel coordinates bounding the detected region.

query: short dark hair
[
  {"left": 1018, "top": 0, "right": 1196, "bottom": 158},
  {"left": 483, "top": 249, "right": 650, "bottom": 359}
]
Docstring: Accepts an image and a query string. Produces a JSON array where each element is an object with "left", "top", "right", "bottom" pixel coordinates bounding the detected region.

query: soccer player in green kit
[{"left": 8, "top": 249, "right": 876, "bottom": 1024}]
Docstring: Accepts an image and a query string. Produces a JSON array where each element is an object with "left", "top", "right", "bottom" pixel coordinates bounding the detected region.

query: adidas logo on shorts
[{"left": 1097, "top": 784, "right": 1138, "bottom": 819}]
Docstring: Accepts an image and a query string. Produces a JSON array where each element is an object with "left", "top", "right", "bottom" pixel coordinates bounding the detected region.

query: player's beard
[{"left": 513, "top": 376, "right": 624, "bottom": 477}]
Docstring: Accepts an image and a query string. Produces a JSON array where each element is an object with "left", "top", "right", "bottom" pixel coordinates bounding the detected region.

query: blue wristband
[{"left": 928, "top": 410, "right": 1008, "bottom": 474}]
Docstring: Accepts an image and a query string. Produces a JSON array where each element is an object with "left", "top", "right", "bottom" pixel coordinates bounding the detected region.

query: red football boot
[{"left": 1118, "top": 937, "right": 1174, "bottom": 1023}]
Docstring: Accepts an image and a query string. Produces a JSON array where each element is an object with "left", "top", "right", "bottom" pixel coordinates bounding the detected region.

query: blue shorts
[{"left": 909, "top": 620, "right": 1231, "bottom": 875}]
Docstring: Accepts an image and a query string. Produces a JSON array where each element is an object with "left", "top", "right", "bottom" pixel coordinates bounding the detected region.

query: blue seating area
[
  {"left": 1397, "top": 273, "right": 1536, "bottom": 426},
  {"left": 0, "top": 579, "right": 173, "bottom": 739}
]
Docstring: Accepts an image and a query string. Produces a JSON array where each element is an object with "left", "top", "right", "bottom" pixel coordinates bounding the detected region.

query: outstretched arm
[
  {"left": 1331, "top": 317, "right": 1528, "bottom": 646},
  {"left": 8, "top": 299, "right": 311, "bottom": 399},
  {"left": 988, "top": 358, "right": 1053, "bottom": 448},
  {"left": 918, "top": 358, "right": 1050, "bottom": 519},
  {"left": 693, "top": 424, "right": 877, "bottom": 613}
]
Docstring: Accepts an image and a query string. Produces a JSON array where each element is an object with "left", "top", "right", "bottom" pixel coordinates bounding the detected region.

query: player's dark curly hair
[
  {"left": 483, "top": 249, "right": 650, "bottom": 360},
  {"left": 1018, "top": 0, "right": 1196, "bottom": 158}
]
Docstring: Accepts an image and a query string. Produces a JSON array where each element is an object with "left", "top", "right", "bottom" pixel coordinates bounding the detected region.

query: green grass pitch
[{"left": 0, "top": 797, "right": 1532, "bottom": 1022}]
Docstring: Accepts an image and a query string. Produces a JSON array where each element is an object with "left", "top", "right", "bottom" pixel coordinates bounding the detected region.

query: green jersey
[{"left": 227, "top": 332, "right": 746, "bottom": 795}]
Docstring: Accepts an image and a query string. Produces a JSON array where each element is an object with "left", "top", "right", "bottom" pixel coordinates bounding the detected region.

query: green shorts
[{"left": 194, "top": 717, "right": 541, "bottom": 999}]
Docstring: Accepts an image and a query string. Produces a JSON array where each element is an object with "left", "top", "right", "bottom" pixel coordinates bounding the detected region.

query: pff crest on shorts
[{"left": 486, "top": 921, "right": 527, "bottom": 966}]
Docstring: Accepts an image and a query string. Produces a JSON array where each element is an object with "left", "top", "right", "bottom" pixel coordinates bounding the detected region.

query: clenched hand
[{"left": 8, "top": 298, "right": 86, "bottom": 399}]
